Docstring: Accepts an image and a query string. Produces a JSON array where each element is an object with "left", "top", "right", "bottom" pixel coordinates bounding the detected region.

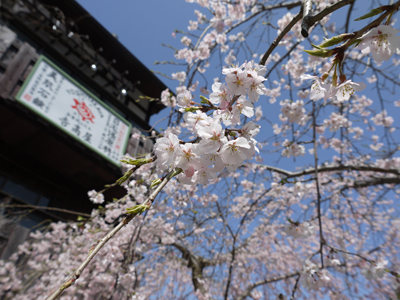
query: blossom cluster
[
  {"left": 300, "top": 25, "right": 400, "bottom": 104},
  {"left": 87, "top": 190, "right": 105, "bottom": 204},
  {"left": 155, "top": 61, "right": 266, "bottom": 185},
  {"left": 301, "top": 259, "right": 331, "bottom": 291},
  {"left": 361, "top": 260, "right": 388, "bottom": 280},
  {"left": 301, "top": 259, "right": 331, "bottom": 290},
  {"left": 301, "top": 73, "right": 367, "bottom": 103},
  {"left": 284, "top": 221, "right": 315, "bottom": 239}
]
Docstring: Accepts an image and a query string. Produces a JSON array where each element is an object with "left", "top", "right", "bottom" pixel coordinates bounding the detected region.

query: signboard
[{"left": 15, "top": 55, "right": 131, "bottom": 166}]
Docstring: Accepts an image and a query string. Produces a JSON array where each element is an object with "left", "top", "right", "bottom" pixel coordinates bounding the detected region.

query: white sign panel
[{"left": 15, "top": 56, "right": 131, "bottom": 166}]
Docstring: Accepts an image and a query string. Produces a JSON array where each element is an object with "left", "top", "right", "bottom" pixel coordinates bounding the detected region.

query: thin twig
[
  {"left": 259, "top": 12, "right": 302, "bottom": 66},
  {"left": 2, "top": 204, "right": 91, "bottom": 218},
  {"left": 312, "top": 101, "right": 325, "bottom": 268},
  {"left": 290, "top": 274, "right": 301, "bottom": 300}
]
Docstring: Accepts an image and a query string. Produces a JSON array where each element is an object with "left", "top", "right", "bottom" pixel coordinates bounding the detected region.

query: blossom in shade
[
  {"left": 87, "top": 190, "right": 104, "bottom": 204},
  {"left": 284, "top": 221, "right": 315, "bottom": 239},
  {"left": 240, "top": 121, "right": 260, "bottom": 140},
  {"left": 280, "top": 99, "right": 305, "bottom": 123},
  {"left": 160, "top": 88, "right": 176, "bottom": 107},
  {"left": 300, "top": 74, "right": 332, "bottom": 101},
  {"left": 361, "top": 260, "right": 388, "bottom": 280},
  {"left": 301, "top": 259, "right": 331, "bottom": 290},
  {"left": 281, "top": 140, "right": 305, "bottom": 158},
  {"left": 171, "top": 71, "right": 187, "bottom": 82}
]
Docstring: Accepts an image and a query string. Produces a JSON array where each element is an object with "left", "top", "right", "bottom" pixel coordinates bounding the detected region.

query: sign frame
[{"left": 15, "top": 55, "right": 132, "bottom": 167}]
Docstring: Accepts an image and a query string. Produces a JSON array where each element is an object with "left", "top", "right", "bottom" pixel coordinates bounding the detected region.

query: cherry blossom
[
  {"left": 280, "top": 99, "right": 306, "bottom": 124},
  {"left": 301, "top": 260, "right": 331, "bottom": 290},
  {"left": 281, "top": 139, "right": 306, "bottom": 158},
  {"left": 358, "top": 25, "right": 400, "bottom": 63},
  {"left": 284, "top": 221, "right": 315, "bottom": 239},
  {"left": 300, "top": 74, "right": 332, "bottom": 101},
  {"left": 87, "top": 190, "right": 104, "bottom": 204},
  {"left": 154, "top": 133, "right": 180, "bottom": 170},
  {"left": 209, "top": 82, "right": 230, "bottom": 108},
  {"left": 219, "top": 137, "right": 252, "bottom": 166},
  {"left": 334, "top": 80, "right": 367, "bottom": 102},
  {"left": 176, "top": 90, "right": 193, "bottom": 108},
  {"left": 361, "top": 260, "right": 388, "bottom": 280},
  {"left": 160, "top": 88, "right": 176, "bottom": 107}
]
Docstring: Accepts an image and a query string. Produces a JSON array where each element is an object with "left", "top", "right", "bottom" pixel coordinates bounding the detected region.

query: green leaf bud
[{"left": 354, "top": 8, "right": 384, "bottom": 21}]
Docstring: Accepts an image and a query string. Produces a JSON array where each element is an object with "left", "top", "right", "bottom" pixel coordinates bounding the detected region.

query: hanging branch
[
  {"left": 312, "top": 101, "right": 325, "bottom": 268},
  {"left": 45, "top": 169, "right": 178, "bottom": 300}
]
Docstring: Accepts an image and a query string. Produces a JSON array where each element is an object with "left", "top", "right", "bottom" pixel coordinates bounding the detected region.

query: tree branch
[
  {"left": 346, "top": 177, "right": 400, "bottom": 190},
  {"left": 301, "top": 0, "right": 357, "bottom": 37},
  {"left": 235, "top": 272, "right": 300, "bottom": 300},
  {"left": 171, "top": 242, "right": 217, "bottom": 295},
  {"left": 260, "top": 0, "right": 357, "bottom": 65},
  {"left": 263, "top": 163, "right": 400, "bottom": 179},
  {"left": 2, "top": 204, "right": 91, "bottom": 218},
  {"left": 301, "top": 0, "right": 313, "bottom": 37},
  {"left": 259, "top": 12, "right": 302, "bottom": 66}
]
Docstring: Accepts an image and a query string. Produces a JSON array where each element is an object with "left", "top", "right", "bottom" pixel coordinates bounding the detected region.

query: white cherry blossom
[
  {"left": 197, "top": 122, "right": 226, "bottom": 154},
  {"left": 209, "top": 82, "right": 230, "bottom": 108},
  {"left": 358, "top": 25, "right": 400, "bottom": 63},
  {"left": 154, "top": 133, "right": 180, "bottom": 170},
  {"left": 334, "top": 80, "right": 366, "bottom": 102},
  {"left": 301, "top": 74, "right": 332, "bottom": 101},
  {"left": 219, "top": 137, "right": 252, "bottom": 166},
  {"left": 176, "top": 90, "right": 193, "bottom": 108}
]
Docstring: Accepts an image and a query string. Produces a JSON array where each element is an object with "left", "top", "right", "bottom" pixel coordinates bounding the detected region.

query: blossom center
[{"left": 374, "top": 33, "right": 388, "bottom": 48}]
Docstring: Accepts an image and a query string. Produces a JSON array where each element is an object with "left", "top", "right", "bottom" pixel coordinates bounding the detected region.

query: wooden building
[{"left": 0, "top": 0, "right": 167, "bottom": 258}]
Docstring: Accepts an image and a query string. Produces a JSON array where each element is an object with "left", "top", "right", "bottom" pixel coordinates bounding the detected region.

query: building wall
[{"left": 0, "top": 0, "right": 162, "bottom": 259}]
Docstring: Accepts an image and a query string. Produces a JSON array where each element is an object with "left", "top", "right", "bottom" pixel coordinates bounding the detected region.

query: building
[{"left": 0, "top": 0, "right": 167, "bottom": 258}]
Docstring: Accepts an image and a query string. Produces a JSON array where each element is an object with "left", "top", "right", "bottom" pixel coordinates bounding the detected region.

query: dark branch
[
  {"left": 301, "top": 0, "right": 357, "bottom": 37},
  {"left": 171, "top": 242, "right": 216, "bottom": 295},
  {"left": 263, "top": 164, "right": 400, "bottom": 179},
  {"left": 235, "top": 272, "right": 300, "bottom": 300}
]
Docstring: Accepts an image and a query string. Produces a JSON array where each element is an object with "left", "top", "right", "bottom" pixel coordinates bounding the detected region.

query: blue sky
[
  {"left": 76, "top": 0, "right": 194, "bottom": 85},
  {"left": 75, "top": 0, "right": 201, "bottom": 129}
]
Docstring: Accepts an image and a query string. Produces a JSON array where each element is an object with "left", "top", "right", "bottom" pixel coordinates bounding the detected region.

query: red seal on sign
[{"left": 72, "top": 99, "right": 95, "bottom": 123}]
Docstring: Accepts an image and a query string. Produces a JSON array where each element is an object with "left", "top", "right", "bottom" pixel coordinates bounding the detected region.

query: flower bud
[{"left": 321, "top": 72, "right": 329, "bottom": 82}]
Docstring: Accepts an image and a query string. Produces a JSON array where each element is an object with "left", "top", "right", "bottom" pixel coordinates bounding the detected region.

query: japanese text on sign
[{"left": 15, "top": 56, "right": 131, "bottom": 166}]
